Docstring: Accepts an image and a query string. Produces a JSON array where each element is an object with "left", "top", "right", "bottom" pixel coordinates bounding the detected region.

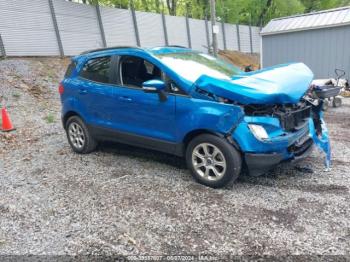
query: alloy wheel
[
  {"left": 192, "top": 143, "right": 227, "bottom": 181},
  {"left": 68, "top": 122, "right": 85, "bottom": 149}
]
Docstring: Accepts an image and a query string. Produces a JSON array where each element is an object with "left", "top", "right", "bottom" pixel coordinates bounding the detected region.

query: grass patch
[
  {"left": 12, "top": 92, "right": 21, "bottom": 98},
  {"left": 45, "top": 113, "right": 55, "bottom": 124}
]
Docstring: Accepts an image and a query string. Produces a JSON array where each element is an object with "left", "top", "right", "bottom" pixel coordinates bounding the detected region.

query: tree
[
  {"left": 166, "top": 0, "right": 178, "bottom": 15},
  {"left": 73, "top": 0, "right": 350, "bottom": 26},
  {"left": 257, "top": 0, "right": 273, "bottom": 27}
]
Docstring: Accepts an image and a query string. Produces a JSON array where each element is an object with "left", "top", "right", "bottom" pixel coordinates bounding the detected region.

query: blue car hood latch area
[{"left": 193, "top": 63, "right": 314, "bottom": 105}]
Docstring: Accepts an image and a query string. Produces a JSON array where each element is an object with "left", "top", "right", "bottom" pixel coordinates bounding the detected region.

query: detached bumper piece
[
  {"left": 245, "top": 137, "right": 314, "bottom": 176},
  {"left": 245, "top": 153, "right": 284, "bottom": 177}
]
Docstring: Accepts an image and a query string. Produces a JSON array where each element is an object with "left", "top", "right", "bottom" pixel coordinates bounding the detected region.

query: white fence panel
[
  {"left": 0, "top": 0, "right": 59, "bottom": 56},
  {"left": 216, "top": 24, "right": 224, "bottom": 50},
  {"left": 165, "top": 15, "right": 188, "bottom": 47},
  {"left": 239, "top": 25, "right": 251, "bottom": 53},
  {"left": 54, "top": 0, "right": 102, "bottom": 56},
  {"left": 224, "top": 23, "right": 238, "bottom": 51},
  {"left": 189, "top": 18, "right": 207, "bottom": 52},
  {"left": 101, "top": 7, "right": 136, "bottom": 47},
  {"left": 0, "top": 0, "right": 261, "bottom": 56},
  {"left": 251, "top": 26, "right": 261, "bottom": 53},
  {"left": 137, "top": 11, "right": 165, "bottom": 47}
]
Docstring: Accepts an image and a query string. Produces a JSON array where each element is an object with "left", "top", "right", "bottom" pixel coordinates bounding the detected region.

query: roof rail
[
  {"left": 80, "top": 46, "right": 142, "bottom": 55},
  {"left": 165, "top": 45, "right": 189, "bottom": 49}
]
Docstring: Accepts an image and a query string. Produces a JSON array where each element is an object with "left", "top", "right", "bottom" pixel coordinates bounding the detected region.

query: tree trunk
[
  {"left": 166, "top": 0, "right": 177, "bottom": 16},
  {"left": 258, "top": 0, "right": 273, "bottom": 27},
  {"left": 155, "top": 0, "right": 160, "bottom": 13}
]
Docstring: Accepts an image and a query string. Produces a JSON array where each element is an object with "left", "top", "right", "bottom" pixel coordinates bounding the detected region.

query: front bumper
[{"left": 245, "top": 137, "right": 314, "bottom": 176}]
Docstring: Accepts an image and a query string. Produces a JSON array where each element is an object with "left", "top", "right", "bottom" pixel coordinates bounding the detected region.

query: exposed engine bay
[
  {"left": 196, "top": 85, "right": 324, "bottom": 134},
  {"left": 244, "top": 101, "right": 312, "bottom": 132},
  {"left": 241, "top": 85, "right": 339, "bottom": 169}
]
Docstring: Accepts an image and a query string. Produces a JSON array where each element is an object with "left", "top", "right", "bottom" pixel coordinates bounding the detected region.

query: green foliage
[
  {"left": 301, "top": 0, "right": 350, "bottom": 12},
  {"left": 45, "top": 113, "right": 55, "bottom": 124},
  {"left": 75, "top": 0, "right": 350, "bottom": 26},
  {"left": 12, "top": 92, "right": 21, "bottom": 98}
]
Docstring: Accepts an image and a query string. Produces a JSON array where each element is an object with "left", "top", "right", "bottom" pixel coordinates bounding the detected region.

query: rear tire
[
  {"left": 186, "top": 134, "right": 242, "bottom": 188},
  {"left": 65, "top": 116, "right": 97, "bottom": 154}
]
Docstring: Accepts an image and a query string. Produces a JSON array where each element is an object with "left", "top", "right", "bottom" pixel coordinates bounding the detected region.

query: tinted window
[
  {"left": 164, "top": 74, "right": 187, "bottom": 95},
  {"left": 120, "top": 56, "right": 161, "bottom": 88},
  {"left": 80, "top": 56, "right": 111, "bottom": 84},
  {"left": 65, "top": 61, "right": 76, "bottom": 78}
]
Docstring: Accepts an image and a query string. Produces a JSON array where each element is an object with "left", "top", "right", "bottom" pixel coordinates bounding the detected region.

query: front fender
[{"left": 175, "top": 96, "right": 244, "bottom": 141}]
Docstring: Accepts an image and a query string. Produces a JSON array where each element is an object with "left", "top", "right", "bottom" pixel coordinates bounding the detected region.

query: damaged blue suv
[{"left": 60, "top": 46, "right": 331, "bottom": 188}]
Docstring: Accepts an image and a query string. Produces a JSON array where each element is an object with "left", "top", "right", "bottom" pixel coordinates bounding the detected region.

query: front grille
[{"left": 276, "top": 105, "right": 311, "bottom": 131}]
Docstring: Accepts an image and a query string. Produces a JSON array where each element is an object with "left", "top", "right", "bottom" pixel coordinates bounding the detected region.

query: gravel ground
[{"left": 0, "top": 58, "right": 349, "bottom": 257}]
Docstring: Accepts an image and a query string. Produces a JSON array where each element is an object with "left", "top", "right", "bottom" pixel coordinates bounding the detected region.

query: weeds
[
  {"left": 45, "top": 113, "right": 55, "bottom": 124},
  {"left": 12, "top": 92, "right": 21, "bottom": 98}
]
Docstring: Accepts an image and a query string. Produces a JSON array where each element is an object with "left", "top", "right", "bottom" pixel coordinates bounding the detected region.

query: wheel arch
[
  {"left": 62, "top": 111, "right": 83, "bottom": 129},
  {"left": 182, "top": 129, "right": 242, "bottom": 155}
]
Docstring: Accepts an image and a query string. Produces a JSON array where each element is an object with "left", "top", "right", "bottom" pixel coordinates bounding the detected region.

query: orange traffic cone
[{"left": 1, "top": 107, "right": 15, "bottom": 132}]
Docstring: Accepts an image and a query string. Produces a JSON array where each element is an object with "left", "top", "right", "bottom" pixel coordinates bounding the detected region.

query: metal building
[{"left": 261, "top": 6, "right": 350, "bottom": 79}]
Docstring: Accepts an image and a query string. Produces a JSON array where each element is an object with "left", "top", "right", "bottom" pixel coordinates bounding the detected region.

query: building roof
[{"left": 261, "top": 6, "right": 350, "bottom": 36}]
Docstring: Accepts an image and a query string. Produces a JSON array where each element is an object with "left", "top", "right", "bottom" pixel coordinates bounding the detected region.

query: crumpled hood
[{"left": 192, "top": 63, "right": 314, "bottom": 105}]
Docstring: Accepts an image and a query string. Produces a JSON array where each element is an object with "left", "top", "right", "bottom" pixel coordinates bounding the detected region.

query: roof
[
  {"left": 79, "top": 46, "right": 191, "bottom": 56},
  {"left": 261, "top": 6, "right": 350, "bottom": 36},
  {"left": 80, "top": 46, "right": 142, "bottom": 55}
]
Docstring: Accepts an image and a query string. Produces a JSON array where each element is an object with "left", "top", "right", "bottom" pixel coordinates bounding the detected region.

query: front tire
[
  {"left": 186, "top": 134, "right": 242, "bottom": 188},
  {"left": 65, "top": 116, "right": 97, "bottom": 154}
]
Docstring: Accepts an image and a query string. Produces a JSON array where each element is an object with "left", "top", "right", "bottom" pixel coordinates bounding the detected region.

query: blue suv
[{"left": 60, "top": 46, "right": 329, "bottom": 188}]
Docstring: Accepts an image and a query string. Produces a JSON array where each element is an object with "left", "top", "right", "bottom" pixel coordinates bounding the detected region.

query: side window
[
  {"left": 80, "top": 56, "right": 111, "bottom": 84},
  {"left": 120, "top": 56, "right": 162, "bottom": 88},
  {"left": 164, "top": 74, "right": 187, "bottom": 95},
  {"left": 65, "top": 61, "right": 76, "bottom": 78}
]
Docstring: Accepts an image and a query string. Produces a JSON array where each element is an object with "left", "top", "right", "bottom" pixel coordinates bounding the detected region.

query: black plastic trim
[
  {"left": 245, "top": 152, "right": 284, "bottom": 176},
  {"left": 245, "top": 138, "right": 314, "bottom": 176},
  {"left": 88, "top": 124, "right": 184, "bottom": 157}
]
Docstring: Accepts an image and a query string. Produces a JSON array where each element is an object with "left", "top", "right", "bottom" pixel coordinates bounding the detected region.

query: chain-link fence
[{"left": 0, "top": 0, "right": 261, "bottom": 57}]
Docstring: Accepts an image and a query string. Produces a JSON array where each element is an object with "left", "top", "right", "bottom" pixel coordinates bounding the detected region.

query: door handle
[
  {"left": 79, "top": 89, "right": 88, "bottom": 95},
  {"left": 118, "top": 96, "right": 132, "bottom": 102}
]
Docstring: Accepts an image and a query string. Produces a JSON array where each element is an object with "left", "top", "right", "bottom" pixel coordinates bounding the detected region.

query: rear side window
[
  {"left": 79, "top": 56, "right": 111, "bottom": 84},
  {"left": 65, "top": 61, "right": 76, "bottom": 78}
]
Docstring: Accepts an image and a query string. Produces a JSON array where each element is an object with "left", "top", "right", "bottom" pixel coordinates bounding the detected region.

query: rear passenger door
[{"left": 74, "top": 55, "right": 117, "bottom": 129}]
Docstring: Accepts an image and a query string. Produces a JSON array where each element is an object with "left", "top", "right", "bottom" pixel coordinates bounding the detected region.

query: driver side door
[{"left": 110, "top": 55, "right": 177, "bottom": 153}]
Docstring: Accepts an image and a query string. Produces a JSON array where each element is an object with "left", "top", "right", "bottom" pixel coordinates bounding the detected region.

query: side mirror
[
  {"left": 142, "top": 79, "right": 167, "bottom": 102},
  {"left": 142, "top": 79, "right": 166, "bottom": 92}
]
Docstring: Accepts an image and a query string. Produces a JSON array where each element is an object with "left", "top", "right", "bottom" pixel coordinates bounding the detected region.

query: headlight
[{"left": 248, "top": 124, "right": 269, "bottom": 140}]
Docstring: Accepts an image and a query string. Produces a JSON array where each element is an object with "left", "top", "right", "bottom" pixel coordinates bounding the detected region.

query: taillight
[{"left": 58, "top": 83, "right": 64, "bottom": 95}]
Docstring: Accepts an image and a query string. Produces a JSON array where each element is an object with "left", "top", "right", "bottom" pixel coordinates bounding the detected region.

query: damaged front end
[
  {"left": 191, "top": 62, "right": 335, "bottom": 175},
  {"left": 241, "top": 96, "right": 331, "bottom": 173}
]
